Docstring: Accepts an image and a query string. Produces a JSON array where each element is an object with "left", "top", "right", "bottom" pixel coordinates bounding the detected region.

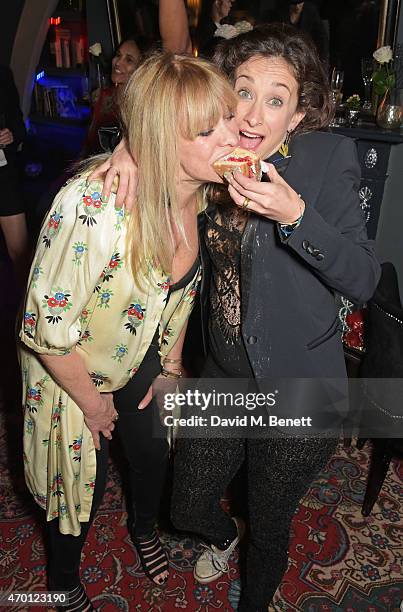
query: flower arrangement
[
  {"left": 346, "top": 94, "right": 361, "bottom": 110},
  {"left": 372, "top": 45, "right": 395, "bottom": 96}
]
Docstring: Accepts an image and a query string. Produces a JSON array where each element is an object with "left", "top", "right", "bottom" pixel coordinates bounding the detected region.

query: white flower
[
  {"left": 373, "top": 45, "right": 393, "bottom": 64},
  {"left": 214, "top": 20, "right": 253, "bottom": 40},
  {"left": 89, "top": 42, "right": 103, "bottom": 57},
  {"left": 214, "top": 24, "right": 238, "bottom": 39},
  {"left": 234, "top": 20, "right": 253, "bottom": 34}
]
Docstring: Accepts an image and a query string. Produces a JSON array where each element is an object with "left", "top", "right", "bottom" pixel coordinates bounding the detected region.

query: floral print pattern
[
  {"left": 78, "top": 191, "right": 107, "bottom": 226},
  {"left": 30, "top": 263, "right": 43, "bottom": 288},
  {"left": 50, "top": 473, "right": 64, "bottom": 498},
  {"left": 23, "top": 312, "right": 36, "bottom": 339},
  {"left": 97, "top": 289, "right": 113, "bottom": 309},
  {"left": 90, "top": 372, "right": 109, "bottom": 388},
  {"left": 112, "top": 344, "right": 128, "bottom": 363},
  {"left": 100, "top": 252, "right": 122, "bottom": 282},
  {"left": 122, "top": 302, "right": 146, "bottom": 334},
  {"left": 42, "top": 209, "right": 63, "bottom": 248},
  {"left": 78, "top": 329, "right": 93, "bottom": 345},
  {"left": 25, "top": 375, "right": 48, "bottom": 414},
  {"left": 51, "top": 398, "right": 65, "bottom": 428},
  {"left": 79, "top": 308, "right": 92, "bottom": 326},
  {"left": 69, "top": 436, "right": 83, "bottom": 462},
  {"left": 42, "top": 287, "right": 72, "bottom": 324},
  {"left": 72, "top": 242, "right": 88, "bottom": 265}
]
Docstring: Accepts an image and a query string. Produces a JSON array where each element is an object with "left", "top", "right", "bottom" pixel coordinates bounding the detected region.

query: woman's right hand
[
  {"left": 83, "top": 392, "right": 118, "bottom": 451},
  {"left": 87, "top": 138, "right": 138, "bottom": 210}
]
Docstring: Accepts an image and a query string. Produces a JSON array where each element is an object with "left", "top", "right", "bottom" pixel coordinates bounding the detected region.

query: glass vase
[{"left": 376, "top": 89, "right": 402, "bottom": 130}]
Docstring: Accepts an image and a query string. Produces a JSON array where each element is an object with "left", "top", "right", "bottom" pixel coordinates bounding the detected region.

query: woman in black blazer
[
  {"left": 0, "top": 65, "right": 29, "bottom": 287},
  {"left": 170, "top": 24, "right": 380, "bottom": 611}
]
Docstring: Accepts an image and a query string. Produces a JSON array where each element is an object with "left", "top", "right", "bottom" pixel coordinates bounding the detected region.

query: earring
[{"left": 279, "top": 130, "right": 292, "bottom": 158}]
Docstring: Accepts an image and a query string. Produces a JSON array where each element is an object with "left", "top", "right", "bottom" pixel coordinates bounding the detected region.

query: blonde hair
[{"left": 120, "top": 51, "right": 237, "bottom": 286}]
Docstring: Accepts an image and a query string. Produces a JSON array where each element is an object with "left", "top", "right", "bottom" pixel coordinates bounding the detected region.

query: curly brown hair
[{"left": 213, "top": 23, "right": 334, "bottom": 135}]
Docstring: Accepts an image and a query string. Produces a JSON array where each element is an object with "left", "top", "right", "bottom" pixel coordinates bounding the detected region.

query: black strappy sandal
[
  {"left": 56, "top": 583, "right": 95, "bottom": 612},
  {"left": 132, "top": 530, "right": 169, "bottom": 586}
]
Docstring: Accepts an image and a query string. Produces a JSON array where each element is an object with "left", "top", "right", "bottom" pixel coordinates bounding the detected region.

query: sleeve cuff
[{"left": 19, "top": 330, "right": 72, "bottom": 356}]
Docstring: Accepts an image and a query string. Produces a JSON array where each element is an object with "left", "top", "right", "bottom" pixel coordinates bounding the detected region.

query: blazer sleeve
[{"left": 280, "top": 136, "right": 381, "bottom": 303}]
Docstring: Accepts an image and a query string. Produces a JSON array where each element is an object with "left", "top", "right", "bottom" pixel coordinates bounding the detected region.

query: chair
[{"left": 356, "top": 262, "right": 403, "bottom": 516}]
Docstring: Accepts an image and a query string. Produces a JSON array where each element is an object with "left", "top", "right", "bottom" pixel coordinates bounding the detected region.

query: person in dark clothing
[
  {"left": 267, "top": 1, "right": 329, "bottom": 64},
  {"left": 170, "top": 25, "right": 378, "bottom": 611},
  {"left": 197, "top": 0, "right": 236, "bottom": 58},
  {"left": 0, "top": 65, "right": 29, "bottom": 287}
]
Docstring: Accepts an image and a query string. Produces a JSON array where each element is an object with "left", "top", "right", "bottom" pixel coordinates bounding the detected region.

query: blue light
[{"left": 36, "top": 70, "right": 45, "bottom": 81}]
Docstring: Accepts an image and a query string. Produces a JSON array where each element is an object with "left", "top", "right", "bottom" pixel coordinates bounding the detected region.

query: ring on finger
[
  {"left": 241, "top": 197, "right": 250, "bottom": 210},
  {"left": 113, "top": 414, "right": 119, "bottom": 421}
]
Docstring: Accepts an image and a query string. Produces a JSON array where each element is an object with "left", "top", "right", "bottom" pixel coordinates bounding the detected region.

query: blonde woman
[{"left": 19, "top": 52, "right": 239, "bottom": 611}]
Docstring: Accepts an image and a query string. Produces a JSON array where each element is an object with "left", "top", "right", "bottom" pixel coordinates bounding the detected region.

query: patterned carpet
[{"left": 0, "top": 390, "right": 402, "bottom": 612}]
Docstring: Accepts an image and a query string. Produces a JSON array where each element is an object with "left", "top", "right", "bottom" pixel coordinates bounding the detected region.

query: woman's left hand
[
  {"left": 138, "top": 374, "right": 178, "bottom": 411},
  {"left": 138, "top": 384, "right": 153, "bottom": 410},
  {"left": 227, "top": 163, "right": 304, "bottom": 224}
]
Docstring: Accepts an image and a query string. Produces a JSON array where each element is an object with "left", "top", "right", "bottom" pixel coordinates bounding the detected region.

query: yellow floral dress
[{"left": 19, "top": 175, "right": 200, "bottom": 535}]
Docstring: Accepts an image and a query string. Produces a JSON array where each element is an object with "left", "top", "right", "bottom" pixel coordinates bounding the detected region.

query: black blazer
[
  {"left": 192, "top": 131, "right": 380, "bottom": 380},
  {"left": 0, "top": 65, "right": 26, "bottom": 165}
]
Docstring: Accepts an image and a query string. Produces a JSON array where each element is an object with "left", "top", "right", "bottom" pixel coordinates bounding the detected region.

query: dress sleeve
[{"left": 19, "top": 176, "right": 120, "bottom": 355}]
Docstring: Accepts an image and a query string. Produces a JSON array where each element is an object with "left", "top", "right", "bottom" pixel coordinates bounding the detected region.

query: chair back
[{"left": 359, "top": 262, "right": 403, "bottom": 438}]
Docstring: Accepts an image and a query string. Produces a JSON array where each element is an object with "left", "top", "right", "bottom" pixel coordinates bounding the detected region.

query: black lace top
[{"left": 205, "top": 204, "right": 253, "bottom": 376}]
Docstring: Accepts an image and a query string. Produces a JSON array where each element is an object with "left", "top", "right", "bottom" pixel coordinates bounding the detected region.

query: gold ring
[{"left": 241, "top": 197, "right": 250, "bottom": 210}]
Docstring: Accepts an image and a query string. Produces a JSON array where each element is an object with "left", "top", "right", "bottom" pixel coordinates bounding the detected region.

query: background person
[
  {"left": 0, "top": 64, "right": 29, "bottom": 288},
  {"left": 266, "top": 1, "right": 329, "bottom": 64},
  {"left": 83, "top": 37, "right": 143, "bottom": 155},
  {"left": 84, "top": 0, "right": 192, "bottom": 156}
]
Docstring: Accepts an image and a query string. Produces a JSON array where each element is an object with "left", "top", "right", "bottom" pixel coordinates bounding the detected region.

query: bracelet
[
  {"left": 162, "top": 364, "right": 182, "bottom": 373},
  {"left": 287, "top": 194, "right": 305, "bottom": 224},
  {"left": 163, "top": 358, "right": 182, "bottom": 364},
  {"left": 279, "top": 196, "right": 305, "bottom": 236},
  {"left": 161, "top": 368, "right": 182, "bottom": 379}
]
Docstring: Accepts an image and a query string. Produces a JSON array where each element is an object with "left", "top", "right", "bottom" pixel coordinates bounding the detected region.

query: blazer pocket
[{"left": 307, "top": 316, "right": 341, "bottom": 350}]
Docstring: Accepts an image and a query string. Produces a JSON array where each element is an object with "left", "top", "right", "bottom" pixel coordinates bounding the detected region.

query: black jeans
[
  {"left": 46, "top": 343, "right": 168, "bottom": 590},
  {"left": 171, "top": 356, "right": 337, "bottom": 611}
]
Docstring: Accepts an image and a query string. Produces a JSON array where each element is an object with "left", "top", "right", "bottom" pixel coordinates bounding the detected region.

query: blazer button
[
  {"left": 302, "top": 240, "right": 310, "bottom": 250},
  {"left": 316, "top": 253, "right": 324, "bottom": 261},
  {"left": 306, "top": 244, "right": 315, "bottom": 255},
  {"left": 247, "top": 336, "right": 258, "bottom": 344}
]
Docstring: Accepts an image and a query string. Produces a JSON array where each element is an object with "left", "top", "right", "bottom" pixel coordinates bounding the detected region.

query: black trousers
[
  {"left": 171, "top": 356, "right": 337, "bottom": 611},
  {"left": 46, "top": 344, "right": 168, "bottom": 590}
]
